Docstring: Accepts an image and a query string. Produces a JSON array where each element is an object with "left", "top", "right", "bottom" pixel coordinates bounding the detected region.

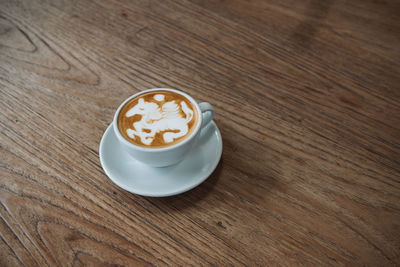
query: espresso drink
[{"left": 117, "top": 90, "right": 199, "bottom": 148}]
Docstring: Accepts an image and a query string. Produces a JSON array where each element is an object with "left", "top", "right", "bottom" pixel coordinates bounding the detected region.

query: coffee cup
[{"left": 113, "top": 88, "right": 214, "bottom": 167}]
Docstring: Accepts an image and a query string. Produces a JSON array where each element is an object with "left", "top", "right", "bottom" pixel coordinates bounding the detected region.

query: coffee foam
[{"left": 117, "top": 91, "right": 198, "bottom": 148}]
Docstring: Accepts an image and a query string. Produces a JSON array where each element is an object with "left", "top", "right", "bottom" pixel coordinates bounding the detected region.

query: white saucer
[{"left": 99, "top": 121, "right": 223, "bottom": 197}]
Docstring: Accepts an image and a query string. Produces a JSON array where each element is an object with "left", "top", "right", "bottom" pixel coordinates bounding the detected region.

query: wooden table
[{"left": 1, "top": 0, "right": 399, "bottom": 265}]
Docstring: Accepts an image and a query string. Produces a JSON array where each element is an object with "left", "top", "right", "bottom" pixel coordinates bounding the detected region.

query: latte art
[
  {"left": 117, "top": 90, "right": 199, "bottom": 148},
  {"left": 126, "top": 96, "right": 194, "bottom": 145}
]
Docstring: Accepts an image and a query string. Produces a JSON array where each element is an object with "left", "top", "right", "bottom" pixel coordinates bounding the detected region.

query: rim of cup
[{"left": 113, "top": 88, "right": 203, "bottom": 152}]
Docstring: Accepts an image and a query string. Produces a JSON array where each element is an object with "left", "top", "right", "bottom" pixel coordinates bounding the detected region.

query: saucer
[{"left": 99, "top": 121, "right": 222, "bottom": 197}]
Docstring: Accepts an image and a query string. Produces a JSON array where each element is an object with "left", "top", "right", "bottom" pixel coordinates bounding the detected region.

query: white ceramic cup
[{"left": 113, "top": 88, "right": 214, "bottom": 167}]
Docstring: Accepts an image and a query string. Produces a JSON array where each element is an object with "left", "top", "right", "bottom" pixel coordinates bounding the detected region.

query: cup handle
[{"left": 199, "top": 102, "right": 214, "bottom": 128}]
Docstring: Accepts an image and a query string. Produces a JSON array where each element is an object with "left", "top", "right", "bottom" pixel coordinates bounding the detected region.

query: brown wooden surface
[{"left": 1, "top": 0, "right": 400, "bottom": 265}]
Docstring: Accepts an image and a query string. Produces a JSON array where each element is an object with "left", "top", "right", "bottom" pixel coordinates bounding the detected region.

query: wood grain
[{"left": 1, "top": 0, "right": 399, "bottom": 265}]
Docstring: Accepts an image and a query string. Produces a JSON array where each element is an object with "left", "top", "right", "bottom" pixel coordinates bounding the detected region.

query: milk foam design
[
  {"left": 154, "top": 94, "right": 165, "bottom": 101},
  {"left": 125, "top": 94, "right": 194, "bottom": 145}
]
